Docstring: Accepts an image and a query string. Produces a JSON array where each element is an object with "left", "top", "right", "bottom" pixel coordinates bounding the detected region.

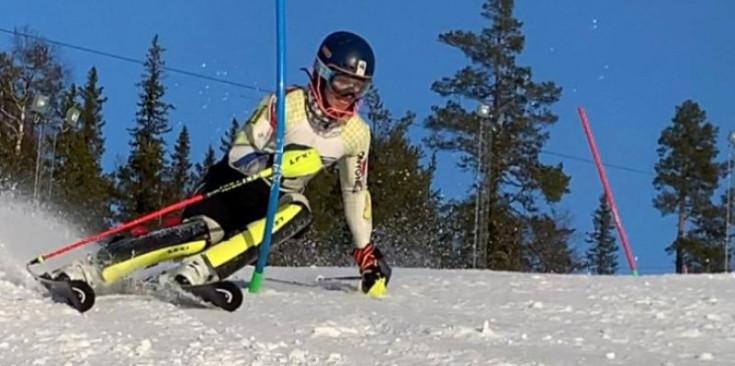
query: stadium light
[
  {"left": 65, "top": 107, "right": 80, "bottom": 124},
  {"left": 476, "top": 103, "right": 491, "bottom": 119},
  {"left": 31, "top": 94, "right": 50, "bottom": 117}
]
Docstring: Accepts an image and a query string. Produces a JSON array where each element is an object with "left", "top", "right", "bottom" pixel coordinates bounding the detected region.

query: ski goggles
[{"left": 314, "top": 59, "right": 371, "bottom": 98}]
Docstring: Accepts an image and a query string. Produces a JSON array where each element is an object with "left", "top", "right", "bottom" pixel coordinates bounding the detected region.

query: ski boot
[
  {"left": 353, "top": 243, "right": 392, "bottom": 297},
  {"left": 164, "top": 254, "right": 219, "bottom": 286},
  {"left": 48, "top": 257, "right": 104, "bottom": 288}
]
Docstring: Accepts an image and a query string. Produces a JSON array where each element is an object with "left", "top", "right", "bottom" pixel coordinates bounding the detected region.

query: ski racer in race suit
[{"left": 53, "top": 31, "right": 392, "bottom": 296}]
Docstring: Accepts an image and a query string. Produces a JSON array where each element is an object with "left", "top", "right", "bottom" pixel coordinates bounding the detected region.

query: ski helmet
[{"left": 307, "top": 31, "right": 375, "bottom": 121}]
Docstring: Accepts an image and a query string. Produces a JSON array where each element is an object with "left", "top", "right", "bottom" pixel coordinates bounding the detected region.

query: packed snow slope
[{"left": 2, "top": 195, "right": 735, "bottom": 365}]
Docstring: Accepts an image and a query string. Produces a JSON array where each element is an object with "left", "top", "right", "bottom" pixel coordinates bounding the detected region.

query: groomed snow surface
[{"left": 2, "top": 195, "right": 735, "bottom": 365}]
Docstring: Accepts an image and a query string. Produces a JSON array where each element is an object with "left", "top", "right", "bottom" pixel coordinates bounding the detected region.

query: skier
[{"left": 51, "top": 30, "right": 392, "bottom": 297}]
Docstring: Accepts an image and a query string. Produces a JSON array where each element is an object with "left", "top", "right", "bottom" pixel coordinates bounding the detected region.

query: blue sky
[{"left": 2, "top": 1, "right": 734, "bottom": 274}]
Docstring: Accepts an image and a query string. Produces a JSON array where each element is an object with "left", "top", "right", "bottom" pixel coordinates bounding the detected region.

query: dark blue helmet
[
  {"left": 313, "top": 31, "right": 374, "bottom": 98},
  {"left": 316, "top": 31, "right": 375, "bottom": 79}
]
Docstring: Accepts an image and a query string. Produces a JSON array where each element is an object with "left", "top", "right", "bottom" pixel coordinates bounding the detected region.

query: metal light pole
[
  {"left": 31, "top": 94, "right": 50, "bottom": 203},
  {"left": 726, "top": 131, "right": 735, "bottom": 272},
  {"left": 474, "top": 103, "right": 492, "bottom": 269}
]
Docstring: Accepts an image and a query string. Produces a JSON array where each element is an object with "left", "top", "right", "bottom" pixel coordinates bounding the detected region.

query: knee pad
[
  {"left": 275, "top": 193, "right": 312, "bottom": 241},
  {"left": 184, "top": 215, "right": 225, "bottom": 244}
]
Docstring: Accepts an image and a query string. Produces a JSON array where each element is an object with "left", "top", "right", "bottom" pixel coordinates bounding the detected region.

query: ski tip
[
  {"left": 40, "top": 277, "right": 96, "bottom": 313},
  {"left": 68, "top": 280, "right": 96, "bottom": 313},
  {"left": 216, "top": 281, "right": 244, "bottom": 312},
  {"left": 183, "top": 281, "right": 244, "bottom": 312}
]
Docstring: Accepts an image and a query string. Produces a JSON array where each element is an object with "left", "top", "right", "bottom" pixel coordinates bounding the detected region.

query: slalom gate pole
[
  {"left": 249, "top": 0, "right": 286, "bottom": 293},
  {"left": 577, "top": 106, "right": 639, "bottom": 276},
  {"left": 27, "top": 169, "right": 272, "bottom": 266}
]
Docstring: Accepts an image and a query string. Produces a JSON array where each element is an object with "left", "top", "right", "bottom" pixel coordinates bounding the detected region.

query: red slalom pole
[
  {"left": 577, "top": 106, "right": 639, "bottom": 276},
  {"left": 29, "top": 195, "right": 204, "bottom": 265}
]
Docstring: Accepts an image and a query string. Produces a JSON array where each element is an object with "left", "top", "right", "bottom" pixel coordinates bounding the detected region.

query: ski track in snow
[{"left": 2, "top": 197, "right": 735, "bottom": 365}]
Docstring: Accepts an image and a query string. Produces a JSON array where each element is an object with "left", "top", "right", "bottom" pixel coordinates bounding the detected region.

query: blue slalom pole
[{"left": 249, "top": 0, "right": 286, "bottom": 293}]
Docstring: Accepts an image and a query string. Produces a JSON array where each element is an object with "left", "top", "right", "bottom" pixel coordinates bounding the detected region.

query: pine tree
[
  {"left": 435, "top": 199, "right": 472, "bottom": 268},
  {"left": 193, "top": 144, "right": 217, "bottom": 185},
  {"left": 585, "top": 195, "right": 619, "bottom": 275},
  {"left": 50, "top": 67, "right": 112, "bottom": 231},
  {"left": 686, "top": 202, "right": 726, "bottom": 273},
  {"left": 114, "top": 35, "right": 174, "bottom": 222},
  {"left": 523, "top": 212, "right": 579, "bottom": 273},
  {"left": 423, "top": 0, "right": 569, "bottom": 270},
  {"left": 167, "top": 125, "right": 193, "bottom": 201},
  {"left": 220, "top": 117, "right": 240, "bottom": 154},
  {"left": 79, "top": 68, "right": 107, "bottom": 168},
  {"left": 653, "top": 100, "right": 721, "bottom": 273},
  {"left": 77, "top": 67, "right": 112, "bottom": 230},
  {"left": 682, "top": 186, "right": 735, "bottom": 273}
]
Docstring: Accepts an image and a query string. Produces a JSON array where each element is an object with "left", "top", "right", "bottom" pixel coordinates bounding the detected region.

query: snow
[{"left": 3, "top": 196, "right": 735, "bottom": 365}]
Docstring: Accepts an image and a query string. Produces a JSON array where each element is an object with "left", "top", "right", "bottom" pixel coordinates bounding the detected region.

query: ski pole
[
  {"left": 316, "top": 275, "right": 362, "bottom": 282},
  {"left": 27, "top": 147, "right": 322, "bottom": 266}
]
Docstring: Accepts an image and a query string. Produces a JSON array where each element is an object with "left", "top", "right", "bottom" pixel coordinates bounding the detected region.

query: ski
[
  {"left": 33, "top": 273, "right": 242, "bottom": 313},
  {"left": 33, "top": 273, "right": 377, "bottom": 313},
  {"left": 180, "top": 280, "right": 244, "bottom": 312},
  {"left": 37, "top": 276, "right": 96, "bottom": 313}
]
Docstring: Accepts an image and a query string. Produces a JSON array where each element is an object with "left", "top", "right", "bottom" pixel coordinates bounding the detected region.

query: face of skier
[
  {"left": 323, "top": 85, "right": 355, "bottom": 112},
  {"left": 322, "top": 73, "right": 367, "bottom": 112}
]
